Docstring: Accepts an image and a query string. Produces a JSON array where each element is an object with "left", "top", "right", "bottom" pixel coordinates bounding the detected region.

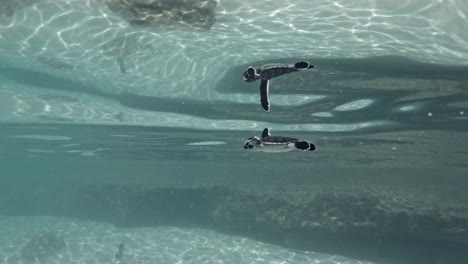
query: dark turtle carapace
[{"left": 244, "top": 128, "right": 316, "bottom": 152}]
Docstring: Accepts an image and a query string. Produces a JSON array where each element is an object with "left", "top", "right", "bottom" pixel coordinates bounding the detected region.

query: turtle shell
[
  {"left": 260, "top": 66, "right": 299, "bottom": 80},
  {"left": 262, "top": 136, "right": 298, "bottom": 144}
]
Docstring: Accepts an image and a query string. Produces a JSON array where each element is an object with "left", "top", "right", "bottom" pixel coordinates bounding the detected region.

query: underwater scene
[{"left": 0, "top": 0, "right": 467, "bottom": 263}]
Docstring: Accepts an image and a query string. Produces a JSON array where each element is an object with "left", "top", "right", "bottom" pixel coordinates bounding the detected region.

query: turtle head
[
  {"left": 243, "top": 67, "right": 259, "bottom": 82},
  {"left": 244, "top": 136, "right": 261, "bottom": 149}
]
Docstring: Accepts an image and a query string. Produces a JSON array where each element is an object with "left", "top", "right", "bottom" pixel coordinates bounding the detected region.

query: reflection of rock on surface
[
  {"left": 105, "top": 0, "right": 217, "bottom": 30},
  {"left": 20, "top": 232, "right": 66, "bottom": 263},
  {"left": 0, "top": 0, "right": 39, "bottom": 17},
  {"left": 36, "top": 56, "right": 75, "bottom": 71}
]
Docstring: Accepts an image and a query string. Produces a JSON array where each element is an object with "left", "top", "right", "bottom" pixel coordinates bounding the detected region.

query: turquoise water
[{"left": 1, "top": 0, "right": 468, "bottom": 263}]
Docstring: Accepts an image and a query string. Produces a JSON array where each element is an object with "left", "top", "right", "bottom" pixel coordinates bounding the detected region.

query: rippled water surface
[{"left": 0, "top": 0, "right": 467, "bottom": 264}]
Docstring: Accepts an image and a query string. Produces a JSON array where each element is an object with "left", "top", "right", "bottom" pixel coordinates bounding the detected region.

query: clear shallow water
[
  {"left": 1, "top": 216, "right": 372, "bottom": 264},
  {"left": 1, "top": 0, "right": 468, "bottom": 264}
]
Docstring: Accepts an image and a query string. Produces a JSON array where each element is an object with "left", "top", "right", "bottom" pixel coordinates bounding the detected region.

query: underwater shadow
[{"left": 0, "top": 66, "right": 111, "bottom": 98}]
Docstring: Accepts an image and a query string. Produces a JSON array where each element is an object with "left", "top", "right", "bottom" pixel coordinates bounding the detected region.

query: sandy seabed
[{"left": 0, "top": 215, "right": 372, "bottom": 264}]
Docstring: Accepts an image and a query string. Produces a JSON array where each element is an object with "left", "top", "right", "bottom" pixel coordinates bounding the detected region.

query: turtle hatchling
[
  {"left": 243, "top": 61, "right": 315, "bottom": 111},
  {"left": 244, "top": 128, "right": 316, "bottom": 153}
]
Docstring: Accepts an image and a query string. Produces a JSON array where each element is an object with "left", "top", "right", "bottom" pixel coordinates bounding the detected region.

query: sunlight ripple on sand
[{"left": 0, "top": 216, "right": 374, "bottom": 264}]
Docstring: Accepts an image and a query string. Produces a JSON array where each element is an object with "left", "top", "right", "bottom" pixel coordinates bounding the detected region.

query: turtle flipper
[
  {"left": 117, "top": 57, "right": 126, "bottom": 73},
  {"left": 295, "top": 141, "right": 317, "bottom": 151},
  {"left": 261, "top": 128, "right": 271, "bottom": 138},
  {"left": 260, "top": 79, "right": 270, "bottom": 111}
]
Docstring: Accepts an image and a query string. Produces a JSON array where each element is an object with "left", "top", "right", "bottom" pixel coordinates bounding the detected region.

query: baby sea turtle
[
  {"left": 244, "top": 128, "right": 316, "bottom": 152},
  {"left": 243, "top": 61, "right": 315, "bottom": 111}
]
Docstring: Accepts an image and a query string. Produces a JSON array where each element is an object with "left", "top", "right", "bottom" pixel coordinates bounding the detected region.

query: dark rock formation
[
  {"left": 0, "top": 0, "right": 39, "bottom": 17},
  {"left": 104, "top": 0, "right": 217, "bottom": 30},
  {"left": 20, "top": 232, "right": 66, "bottom": 262}
]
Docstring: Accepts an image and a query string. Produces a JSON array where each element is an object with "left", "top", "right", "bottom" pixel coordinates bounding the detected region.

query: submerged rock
[
  {"left": 20, "top": 232, "right": 66, "bottom": 262},
  {"left": 104, "top": 0, "right": 217, "bottom": 30}
]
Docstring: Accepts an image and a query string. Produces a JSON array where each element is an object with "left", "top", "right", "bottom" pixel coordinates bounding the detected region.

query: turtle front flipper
[
  {"left": 261, "top": 128, "right": 271, "bottom": 138},
  {"left": 294, "top": 141, "right": 317, "bottom": 151},
  {"left": 117, "top": 57, "right": 126, "bottom": 73},
  {"left": 260, "top": 79, "right": 270, "bottom": 111}
]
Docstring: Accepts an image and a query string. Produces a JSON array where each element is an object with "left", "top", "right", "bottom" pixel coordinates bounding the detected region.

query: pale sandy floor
[{"left": 0, "top": 216, "right": 373, "bottom": 264}]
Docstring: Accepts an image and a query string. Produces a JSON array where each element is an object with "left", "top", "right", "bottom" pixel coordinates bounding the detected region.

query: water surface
[{"left": 0, "top": 0, "right": 467, "bottom": 263}]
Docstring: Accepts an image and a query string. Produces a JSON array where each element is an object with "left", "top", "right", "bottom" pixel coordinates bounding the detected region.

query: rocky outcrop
[{"left": 104, "top": 0, "right": 217, "bottom": 30}]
